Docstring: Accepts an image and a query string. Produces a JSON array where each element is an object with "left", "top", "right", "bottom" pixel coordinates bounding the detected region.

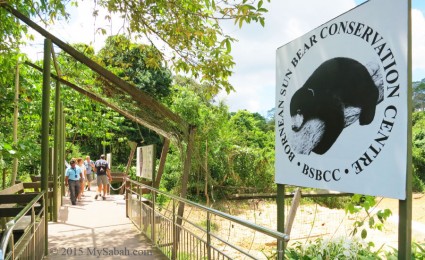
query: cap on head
[
  {"left": 100, "top": 154, "right": 105, "bottom": 159},
  {"left": 70, "top": 159, "right": 76, "bottom": 164}
]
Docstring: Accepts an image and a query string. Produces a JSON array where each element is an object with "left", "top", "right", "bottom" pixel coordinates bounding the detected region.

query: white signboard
[
  {"left": 275, "top": 0, "right": 408, "bottom": 199},
  {"left": 136, "top": 145, "right": 156, "bottom": 180},
  {"left": 107, "top": 153, "right": 112, "bottom": 170}
]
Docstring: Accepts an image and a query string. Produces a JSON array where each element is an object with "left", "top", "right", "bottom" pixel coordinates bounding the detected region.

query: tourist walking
[
  {"left": 77, "top": 158, "right": 86, "bottom": 200},
  {"left": 65, "top": 159, "right": 83, "bottom": 205},
  {"left": 94, "top": 154, "right": 112, "bottom": 200},
  {"left": 84, "top": 155, "right": 95, "bottom": 191}
]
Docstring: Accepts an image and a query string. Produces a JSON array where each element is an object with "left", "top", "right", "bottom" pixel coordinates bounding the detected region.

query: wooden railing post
[
  {"left": 151, "top": 189, "right": 156, "bottom": 243},
  {"left": 172, "top": 199, "right": 177, "bottom": 260},
  {"left": 32, "top": 204, "right": 36, "bottom": 259},
  {"left": 125, "top": 179, "right": 129, "bottom": 218},
  {"left": 206, "top": 211, "right": 211, "bottom": 259}
]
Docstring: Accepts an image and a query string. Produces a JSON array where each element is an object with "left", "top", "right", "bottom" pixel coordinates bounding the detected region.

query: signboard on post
[
  {"left": 136, "top": 145, "right": 156, "bottom": 180},
  {"left": 275, "top": 0, "right": 408, "bottom": 199},
  {"left": 106, "top": 153, "right": 112, "bottom": 170}
]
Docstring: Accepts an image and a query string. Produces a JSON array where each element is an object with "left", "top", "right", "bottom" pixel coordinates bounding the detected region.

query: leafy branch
[{"left": 345, "top": 195, "right": 392, "bottom": 240}]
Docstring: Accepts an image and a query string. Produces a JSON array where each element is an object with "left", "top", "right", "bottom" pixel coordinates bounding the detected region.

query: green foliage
[
  {"left": 198, "top": 220, "right": 219, "bottom": 232},
  {"left": 284, "top": 237, "right": 388, "bottom": 259},
  {"left": 161, "top": 145, "right": 183, "bottom": 192},
  {"left": 412, "top": 173, "right": 425, "bottom": 192},
  {"left": 0, "top": 0, "right": 72, "bottom": 52},
  {"left": 284, "top": 239, "right": 425, "bottom": 259},
  {"left": 96, "top": 0, "right": 269, "bottom": 94},
  {"left": 345, "top": 195, "right": 392, "bottom": 240},
  {"left": 226, "top": 110, "right": 275, "bottom": 191},
  {"left": 0, "top": 52, "right": 46, "bottom": 182},
  {"left": 164, "top": 77, "right": 275, "bottom": 199},
  {"left": 1, "top": 0, "right": 270, "bottom": 98},
  {"left": 383, "top": 242, "right": 425, "bottom": 259},
  {"left": 311, "top": 196, "right": 352, "bottom": 209},
  {"left": 0, "top": 0, "right": 273, "bottom": 195},
  {"left": 52, "top": 39, "right": 169, "bottom": 163},
  {"left": 413, "top": 80, "right": 425, "bottom": 111},
  {"left": 412, "top": 111, "right": 425, "bottom": 191},
  {"left": 97, "top": 35, "right": 172, "bottom": 101}
]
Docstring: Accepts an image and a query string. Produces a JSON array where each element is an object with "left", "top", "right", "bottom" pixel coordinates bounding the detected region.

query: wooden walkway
[{"left": 44, "top": 185, "right": 168, "bottom": 259}]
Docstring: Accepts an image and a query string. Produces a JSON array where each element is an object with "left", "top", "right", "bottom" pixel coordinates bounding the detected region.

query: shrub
[
  {"left": 412, "top": 167, "right": 425, "bottom": 192},
  {"left": 383, "top": 242, "right": 425, "bottom": 259},
  {"left": 311, "top": 196, "right": 352, "bottom": 209},
  {"left": 285, "top": 237, "right": 388, "bottom": 259}
]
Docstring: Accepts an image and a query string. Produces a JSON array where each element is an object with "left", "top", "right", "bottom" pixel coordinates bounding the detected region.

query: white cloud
[
  {"left": 220, "top": 0, "right": 357, "bottom": 115},
  {"left": 220, "top": 1, "right": 425, "bottom": 114},
  {"left": 18, "top": 0, "right": 425, "bottom": 114},
  {"left": 412, "top": 8, "right": 425, "bottom": 81},
  {"left": 20, "top": 1, "right": 124, "bottom": 60}
]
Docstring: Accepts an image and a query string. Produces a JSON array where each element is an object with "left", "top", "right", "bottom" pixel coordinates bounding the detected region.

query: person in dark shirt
[{"left": 94, "top": 154, "right": 112, "bottom": 200}]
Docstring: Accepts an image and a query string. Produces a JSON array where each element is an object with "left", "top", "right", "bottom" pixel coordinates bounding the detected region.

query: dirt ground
[
  {"left": 196, "top": 194, "right": 425, "bottom": 255},
  {"left": 377, "top": 193, "right": 425, "bottom": 223},
  {"left": 375, "top": 193, "right": 425, "bottom": 244},
  {"left": 168, "top": 194, "right": 425, "bottom": 258}
]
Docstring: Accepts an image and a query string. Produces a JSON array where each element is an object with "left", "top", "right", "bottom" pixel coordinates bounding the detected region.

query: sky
[
  {"left": 22, "top": 0, "right": 425, "bottom": 116},
  {"left": 220, "top": 0, "right": 425, "bottom": 116}
]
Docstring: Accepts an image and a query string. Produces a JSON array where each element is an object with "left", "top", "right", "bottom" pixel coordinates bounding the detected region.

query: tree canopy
[
  {"left": 1, "top": 0, "right": 269, "bottom": 96},
  {"left": 97, "top": 35, "right": 172, "bottom": 101}
]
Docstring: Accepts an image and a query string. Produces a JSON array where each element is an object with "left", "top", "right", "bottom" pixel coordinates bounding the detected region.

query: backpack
[{"left": 95, "top": 160, "right": 108, "bottom": 174}]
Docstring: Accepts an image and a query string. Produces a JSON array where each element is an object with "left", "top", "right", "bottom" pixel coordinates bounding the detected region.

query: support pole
[
  {"left": 49, "top": 147, "right": 53, "bottom": 220},
  {"left": 41, "top": 38, "right": 52, "bottom": 256},
  {"left": 60, "top": 102, "right": 65, "bottom": 199},
  {"left": 174, "top": 126, "right": 195, "bottom": 258},
  {"left": 398, "top": 0, "right": 412, "bottom": 258},
  {"left": 276, "top": 184, "right": 285, "bottom": 260},
  {"left": 151, "top": 146, "right": 157, "bottom": 243},
  {"left": 155, "top": 138, "right": 170, "bottom": 188},
  {"left": 52, "top": 46, "right": 62, "bottom": 222}
]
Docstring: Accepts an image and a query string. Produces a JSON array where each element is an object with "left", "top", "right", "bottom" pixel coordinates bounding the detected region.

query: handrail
[
  {"left": 0, "top": 192, "right": 45, "bottom": 259},
  {"left": 126, "top": 178, "right": 289, "bottom": 241}
]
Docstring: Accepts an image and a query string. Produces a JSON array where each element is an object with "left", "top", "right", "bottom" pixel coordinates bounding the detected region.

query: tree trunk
[
  {"left": 204, "top": 140, "right": 209, "bottom": 206},
  {"left": 11, "top": 62, "right": 19, "bottom": 185}
]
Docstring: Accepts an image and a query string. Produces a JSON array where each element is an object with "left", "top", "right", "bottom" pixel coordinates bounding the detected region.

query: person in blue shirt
[{"left": 65, "top": 159, "right": 83, "bottom": 205}]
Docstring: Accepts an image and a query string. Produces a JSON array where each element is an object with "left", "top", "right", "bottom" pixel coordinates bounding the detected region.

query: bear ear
[{"left": 307, "top": 88, "right": 315, "bottom": 96}]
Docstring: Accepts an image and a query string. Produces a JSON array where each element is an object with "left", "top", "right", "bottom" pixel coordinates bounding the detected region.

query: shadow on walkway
[{"left": 45, "top": 184, "right": 167, "bottom": 259}]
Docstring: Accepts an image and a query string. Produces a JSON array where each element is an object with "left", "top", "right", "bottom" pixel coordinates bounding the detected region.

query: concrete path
[{"left": 44, "top": 185, "right": 168, "bottom": 259}]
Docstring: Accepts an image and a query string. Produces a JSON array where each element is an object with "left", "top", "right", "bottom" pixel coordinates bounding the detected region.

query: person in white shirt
[
  {"left": 84, "top": 156, "right": 95, "bottom": 191},
  {"left": 76, "top": 158, "right": 86, "bottom": 201}
]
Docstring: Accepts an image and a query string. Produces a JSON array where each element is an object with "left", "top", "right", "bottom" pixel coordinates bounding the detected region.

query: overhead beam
[
  {"left": 24, "top": 61, "right": 175, "bottom": 140},
  {"left": 1, "top": 3, "right": 188, "bottom": 140}
]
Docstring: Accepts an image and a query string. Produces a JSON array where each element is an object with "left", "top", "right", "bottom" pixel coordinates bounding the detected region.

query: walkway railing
[
  {"left": 126, "top": 179, "right": 289, "bottom": 259},
  {"left": 0, "top": 192, "right": 46, "bottom": 260}
]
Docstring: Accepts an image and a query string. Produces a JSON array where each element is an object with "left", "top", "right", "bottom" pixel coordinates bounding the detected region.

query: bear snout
[
  {"left": 291, "top": 114, "right": 304, "bottom": 132},
  {"left": 292, "top": 124, "right": 301, "bottom": 132}
]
